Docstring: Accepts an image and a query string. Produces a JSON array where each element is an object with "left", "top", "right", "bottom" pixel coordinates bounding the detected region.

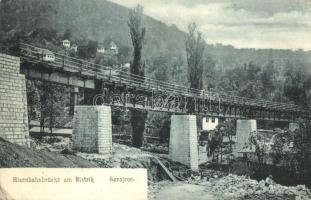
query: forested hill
[
  {"left": 0, "top": 0, "right": 186, "bottom": 57},
  {"left": 0, "top": 0, "right": 311, "bottom": 68}
]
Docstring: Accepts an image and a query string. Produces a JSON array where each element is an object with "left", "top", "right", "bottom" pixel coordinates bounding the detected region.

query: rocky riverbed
[
  {"left": 153, "top": 174, "right": 310, "bottom": 200},
  {"left": 197, "top": 174, "right": 310, "bottom": 200}
]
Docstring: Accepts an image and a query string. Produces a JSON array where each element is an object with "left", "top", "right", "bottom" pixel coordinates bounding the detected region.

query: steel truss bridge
[{"left": 18, "top": 43, "right": 310, "bottom": 121}]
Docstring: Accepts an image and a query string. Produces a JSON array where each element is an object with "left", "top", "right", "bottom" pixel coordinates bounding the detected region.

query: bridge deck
[{"left": 18, "top": 43, "right": 310, "bottom": 121}]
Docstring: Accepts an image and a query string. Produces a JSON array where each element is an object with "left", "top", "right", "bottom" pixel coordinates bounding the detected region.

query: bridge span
[
  {"left": 19, "top": 43, "right": 310, "bottom": 121},
  {"left": 1, "top": 44, "right": 310, "bottom": 171}
]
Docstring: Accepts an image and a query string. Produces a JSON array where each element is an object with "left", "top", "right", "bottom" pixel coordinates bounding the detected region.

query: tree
[
  {"left": 32, "top": 80, "right": 69, "bottom": 133},
  {"left": 260, "top": 61, "right": 277, "bottom": 98},
  {"left": 102, "top": 37, "right": 113, "bottom": 49},
  {"left": 128, "top": 5, "right": 146, "bottom": 77},
  {"left": 0, "top": 0, "right": 57, "bottom": 34},
  {"left": 218, "top": 120, "right": 236, "bottom": 152},
  {"left": 63, "top": 29, "right": 72, "bottom": 40},
  {"left": 148, "top": 54, "right": 170, "bottom": 82},
  {"left": 293, "top": 120, "right": 311, "bottom": 178},
  {"left": 249, "top": 133, "right": 267, "bottom": 164},
  {"left": 30, "top": 28, "right": 58, "bottom": 43},
  {"left": 86, "top": 40, "right": 98, "bottom": 58},
  {"left": 117, "top": 45, "right": 131, "bottom": 64},
  {"left": 271, "top": 120, "right": 311, "bottom": 180},
  {"left": 185, "top": 23, "right": 205, "bottom": 113},
  {"left": 284, "top": 62, "right": 311, "bottom": 108},
  {"left": 26, "top": 80, "right": 40, "bottom": 124},
  {"left": 271, "top": 129, "right": 294, "bottom": 166},
  {"left": 128, "top": 5, "right": 147, "bottom": 148},
  {"left": 147, "top": 112, "right": 171, "bottom": 143},
  {"left": 170, "top": 54, "right": 187, "bottom": 86},
  {"left": 77, "top": 40, "right": 98, "bottom": 59},
  {"left": 36, "top": 80, "right": 51, "bottom": 133},
  {"left": 96, "top": 53, "right": 118, "bottom": 67},
  {"left": 202, "top": 54, "right": 217, "bottom": 90},
  {"left": 185, "top": 23, "right": 205, "bottom": 90},
  {"left": 207, "top": 120, "right": 236, "bottom": 162}
]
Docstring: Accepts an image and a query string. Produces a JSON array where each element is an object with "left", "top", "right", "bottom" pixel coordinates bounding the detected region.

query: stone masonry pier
[
  {"left": 234, "top": 119, "right": 257, "bottom": 155},
  {"left": 169, "top": 115, "right": 199, "bottom": 171},
  {"left": 72, "top": 106, "right": 112, "bottom": 154}
]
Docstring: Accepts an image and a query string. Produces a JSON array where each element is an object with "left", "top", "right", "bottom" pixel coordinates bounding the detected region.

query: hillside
[
  {"left": 0, "top": 0, "right": 186, "bottom": 58},
  {"left": 0, "top": 138, "right": 98, "bottom": 167},
  {"left": 1, "top": 0, "right": 311, "bottom": 69}
]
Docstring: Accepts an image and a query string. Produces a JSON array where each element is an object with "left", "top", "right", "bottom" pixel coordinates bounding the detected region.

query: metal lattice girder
[{"left": 19, "top": 43, "right": 310, "bottom": 121}]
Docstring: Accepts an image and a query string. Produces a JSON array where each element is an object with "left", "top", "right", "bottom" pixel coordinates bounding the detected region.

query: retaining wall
[{"left": 0, "top": 53, "right": 29, "bottom": 146}]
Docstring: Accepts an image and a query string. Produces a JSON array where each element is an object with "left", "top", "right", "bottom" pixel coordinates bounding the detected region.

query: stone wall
[
  {"left": 0, "top": 53, "right": 29, "bottom": 146},
  {"left": 169, "top": 115, "right": 198, "bottom": 171},
  {"left": 72, "top": 106, "right": 112, "bottom": 154}
]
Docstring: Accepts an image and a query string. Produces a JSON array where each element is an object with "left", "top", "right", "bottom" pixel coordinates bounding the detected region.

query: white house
[
  {"left": 42, "top": 50, "right": 55, "bottom": 62},
  {"left": 202, "top": 117, "right": 219, "bottom": 131},
  {"left": 70, "top": 44, "right": 78, "bottom": 52},
  {"left": 110, "top": 41, "right": 118, "bottom": 54},
  {"left": 123, "top": 63, "right": 130, "bottom": 68},
  {"left": 62, "top": 40, "right": 71, "bottom": 49},
  {"left": 121, "top": 63, "right": 130, "bottom": 72},
  {"left": 97, "top": 46, "right": 105, "bottom": 54}
]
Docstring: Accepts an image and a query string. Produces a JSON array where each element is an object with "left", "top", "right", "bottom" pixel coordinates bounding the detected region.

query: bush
[{"left": 271, "top": 120, "right": 311, "bottom": 177}]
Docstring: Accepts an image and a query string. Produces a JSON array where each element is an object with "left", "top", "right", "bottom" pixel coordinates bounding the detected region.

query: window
[
  {"left": 212, "top": 117, "right": 215, "bottom": 123},
  {"left": 205, "top": 117, "right": 209, "bottom": 122}
]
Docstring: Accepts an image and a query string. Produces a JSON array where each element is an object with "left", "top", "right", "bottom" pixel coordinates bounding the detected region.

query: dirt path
[{"left": 155, "top": 182, "right": 217, "bottom": 200}]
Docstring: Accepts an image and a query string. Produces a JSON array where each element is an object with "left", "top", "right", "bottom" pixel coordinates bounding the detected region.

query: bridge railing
[
  {"left": 19, "top": 43, "right": 308, "bottom": 115},
  {"left": 20, "top": 43, "right": 203, "bottom": 96}
]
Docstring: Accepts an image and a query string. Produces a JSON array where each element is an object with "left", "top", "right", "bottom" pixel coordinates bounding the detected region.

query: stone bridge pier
[
  {"left": 168, "top": 117, "right": 299, "bottom": 169},
  {"left": 233, "top": 120, "right": 300, "bottom": 156},
  {"left": 168, "top": 117, "right": 258, "bottom": 170},
  {"left": 72, "top": 111, "right": 201, "bottom": 170},
  {"left": 233, "top": 120, "right": 257, "bottom": 156},
  {"left": 72, "top": 106, "right": 112, "bottom": 154},
  {"left": 169, "top": 115, "right": 199, "bottom": 171},
  {"left": 70, "top": 107, "right": 299, "bottom": 170}
]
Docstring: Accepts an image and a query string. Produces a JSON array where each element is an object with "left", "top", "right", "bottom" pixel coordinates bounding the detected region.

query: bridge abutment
[
  {"left": 0, "top": 53, "right": 29, "bottom": 146},
  {"left": 169, "top": 115, "right": 199, "bottom": 171},
  {"left": 72, "top": 106, "right": 112, "bottom": 154},
  {"left": 233, "top": 119, "right": 257, "bottom": 156}
]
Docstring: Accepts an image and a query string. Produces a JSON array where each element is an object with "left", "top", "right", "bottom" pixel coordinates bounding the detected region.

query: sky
[{"left": 108, "top": 0, "right": 311, "bottom": 50}]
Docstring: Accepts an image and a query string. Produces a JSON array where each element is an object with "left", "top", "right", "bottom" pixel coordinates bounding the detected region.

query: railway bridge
[
  {"left": 18, "top": 43, "right": 309, "bottom": 120},
  {"left": 0, "top": 43, "right": 310, "bottom": 170}
]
